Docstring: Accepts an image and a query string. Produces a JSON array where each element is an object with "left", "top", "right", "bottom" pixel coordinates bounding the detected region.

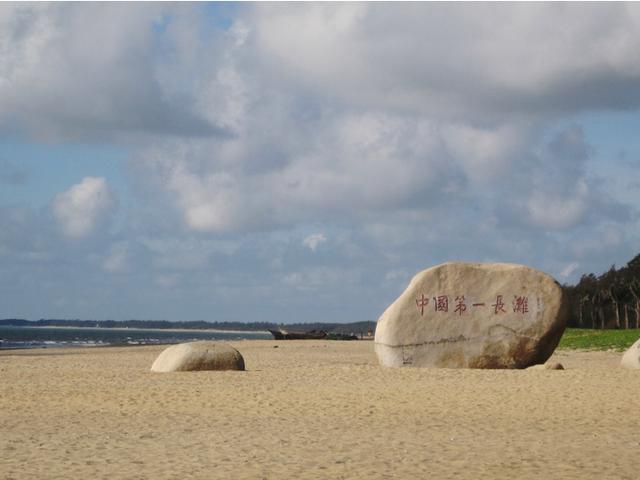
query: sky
[{"left": 1, "top": 2, "right": 640, "bottom": 323}]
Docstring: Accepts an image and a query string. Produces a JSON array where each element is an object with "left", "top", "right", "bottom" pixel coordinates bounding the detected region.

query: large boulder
[
  {"left": 151, "top": 341, "right": 245, "bottom": 372},
  {"left": 620, "top": 338, "right": 640, "bottom": 369},
  {"left": 375, "top": 262, "right": 568, "bottom": 369}
]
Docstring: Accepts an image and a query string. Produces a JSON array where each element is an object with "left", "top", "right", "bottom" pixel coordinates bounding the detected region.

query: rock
[
  {"left": 545, "top": 362, "right": 564, "bottom": 370},
  {"left": 620, "top": 338, "right": 640, "bottom": 369},
  {"left": 375, "top": 262, "right": 568, "bottom": 369},
  {"left": 151, "top": 341, "right": 245, "bottom": 372}
]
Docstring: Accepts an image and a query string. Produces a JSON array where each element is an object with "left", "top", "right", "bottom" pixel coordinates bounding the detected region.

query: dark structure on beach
[
  {"left": 268, "top": 328, "right": 359, "bottom": 340},
  {"left": 268, "top": 328, "right": 328, "bottom": 340}
]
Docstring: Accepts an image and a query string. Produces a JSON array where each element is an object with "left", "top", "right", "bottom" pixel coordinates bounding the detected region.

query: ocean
[{"left": 0, "top": 325, "right": 272, "bottom": 350}]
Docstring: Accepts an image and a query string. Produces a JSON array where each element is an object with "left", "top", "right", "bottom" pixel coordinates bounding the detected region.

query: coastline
[
  {"left": 3, "top": 324, "right": 270, "bottom": 335},
  {"left": 0, "top": 324, "right": 273, "bottom": 351}
]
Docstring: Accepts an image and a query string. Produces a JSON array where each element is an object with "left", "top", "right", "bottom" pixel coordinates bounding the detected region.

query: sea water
[{"left": 0, "top": 325, "right": 271, "bottom": 350}]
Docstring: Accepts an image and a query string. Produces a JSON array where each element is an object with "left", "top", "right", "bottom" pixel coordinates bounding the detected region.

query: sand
[{"left": 1, "top": 341, "right": 638, "bottom": 479}]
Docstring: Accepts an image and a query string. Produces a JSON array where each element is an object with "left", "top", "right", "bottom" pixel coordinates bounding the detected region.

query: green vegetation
[
  {"left": 564, "top": 253, "right": 640, "bottom": 329},
  {"left": 558, "top": 328, "right": 640, "bottom": 351}
]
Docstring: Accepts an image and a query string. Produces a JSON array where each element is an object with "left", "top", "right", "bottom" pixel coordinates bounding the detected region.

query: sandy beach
[{"left": 1, "top": 341, "right": 638, "bottom": 479}]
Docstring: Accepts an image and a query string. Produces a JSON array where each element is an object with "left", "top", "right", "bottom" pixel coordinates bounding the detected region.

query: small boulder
[
  {"left": 620, "top": 338, "right": 640, "bottom": 369},
  {"left": 546, "top": 362, "right": 564, "bottom": 370},
  {"left": 375, "top": 262, "right": 568, "bottom": 369},
  {"left": 151, "top": 341, "right": 245, "bottom": 372}
]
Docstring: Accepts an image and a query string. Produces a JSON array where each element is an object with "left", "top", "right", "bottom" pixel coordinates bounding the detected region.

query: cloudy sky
[{"left": 1, "top": 3, "right": 640, "bottom": 323}]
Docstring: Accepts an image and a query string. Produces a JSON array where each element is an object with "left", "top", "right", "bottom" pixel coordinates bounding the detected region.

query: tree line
[{"left": 564, "top": 253, "right": 640, "bottom": 329}]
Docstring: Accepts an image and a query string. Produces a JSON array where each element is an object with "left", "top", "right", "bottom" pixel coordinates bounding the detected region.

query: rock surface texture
[
  {"left": 375, "top": 262, "right": 568, "bottom": 369},
  {"left": 151, "top": 341, "right": 245, "bottom": 372},
  {"left": 620, "top": 338, "right": 640, "bottom": 369}
]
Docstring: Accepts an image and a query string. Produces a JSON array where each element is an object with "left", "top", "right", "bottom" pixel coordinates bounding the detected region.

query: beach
[{"left": 1, "top": 340, "right": 638, "bottom": 479}]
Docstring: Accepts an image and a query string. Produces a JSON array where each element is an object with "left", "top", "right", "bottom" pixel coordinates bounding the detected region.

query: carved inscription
[
  {"left": 454, "top": 296, "right": 467, "bottom": 316},
  {"left": 492, "top": 295, "right": 506, "bottom": 314},
  {"left": 415, "top": 294, "right": 429, "bottom": 316},
  {"left": 513, "top": 296, "right": 529, "bottom": 314},
  {"left": 416, "top": 293, "right": 533, "bottom": 316}
]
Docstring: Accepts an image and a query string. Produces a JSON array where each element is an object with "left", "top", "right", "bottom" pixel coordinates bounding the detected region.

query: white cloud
[
  {"left": 3, "top": 4, "right": 640, "bottom": 321},
  {"left": 251, "top": 3, "right": 640, "bottom": 118},
  {"left": 303, "top": 233, "right": 327, "bottom": 252},
  {"left": 559, "top": 262, "right": 580, "bottom": 279},
  {"left": 441, "top": 123, "right": 528, "bottom": 186},
  {"left": 527, "top": 180, "right": 590, "bottom": 230},
  {"left": 102, "top": 242, "right": 129, "bottom": 273},
  {"left": 0, "top": 3, "right": 215, "bottom": 140},
  {"left": 52, "top": 177, "right": 115, "bottom": 238},
  {"left": 139, "top": 110, "right": 458, "bottom": 233},
  {"left": 125, "top": 5, "right": 639, "bottom": 239}
]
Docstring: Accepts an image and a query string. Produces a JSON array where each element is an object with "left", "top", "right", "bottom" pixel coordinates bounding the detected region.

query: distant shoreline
[
  {"left": 0, "top": 319, "right": 377, "bottom": 335},
  {"left": 2, "top": 324, "right": 270, "bottom": 335}
]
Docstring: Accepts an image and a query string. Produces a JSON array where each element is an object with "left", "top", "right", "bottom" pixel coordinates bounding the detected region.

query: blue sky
[{"left": 1, "top": 3, "right": 640, "bottom": 322}]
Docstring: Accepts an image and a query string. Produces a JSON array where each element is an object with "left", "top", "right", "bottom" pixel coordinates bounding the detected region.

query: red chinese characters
[
  {"left": 454, "top": 296, "right": 467, "bottom": 316},
  {"left": 492, "top": 295, "right": 507, "bottom": 314},
  {"left": 415, "top": 294, "right": 429, "bottom": 316},
  {"left": 513, "top": 296, "right": 529, "bottom": 314},
  {"left": 434, "top": 295, "right": 449, "bottom": 312},
  {"left": 414, "top": 293, "right": 531, "bottom": 316}
]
